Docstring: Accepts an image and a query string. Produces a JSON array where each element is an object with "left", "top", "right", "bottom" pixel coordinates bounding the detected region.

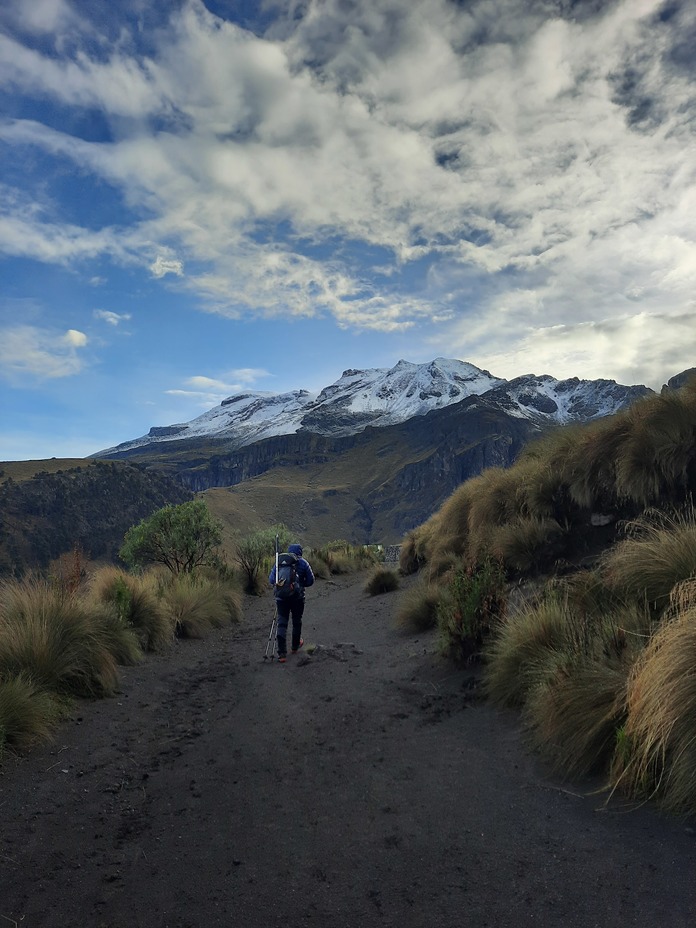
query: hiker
[{"left": 269, "top": 543, "right": 315, "bottom": 663}]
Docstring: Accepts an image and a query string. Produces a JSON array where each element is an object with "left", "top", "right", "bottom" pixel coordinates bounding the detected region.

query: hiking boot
[
  {"left": 277, "top": 654, "right": 287, "bottom": 663},
  {"left": 291, "top": 638, "right": 304, "bottom": 654}
]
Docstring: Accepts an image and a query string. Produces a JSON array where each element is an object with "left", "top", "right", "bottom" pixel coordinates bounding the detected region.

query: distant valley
[{"left": 2, "top": 358, "right": 675, "bottom": 575}]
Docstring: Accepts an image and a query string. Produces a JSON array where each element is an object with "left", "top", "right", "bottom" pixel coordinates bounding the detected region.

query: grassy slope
[
  {"left": 202, "top": 426, "right": 439, "bottom": 549},
  {"left": 0, "top": 459, "right": 100, "bottom": 483}
]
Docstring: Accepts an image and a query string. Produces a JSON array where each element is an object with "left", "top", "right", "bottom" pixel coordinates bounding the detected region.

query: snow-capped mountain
[{"left": 97, "top": 359, "right": 651, "bottom": 457}]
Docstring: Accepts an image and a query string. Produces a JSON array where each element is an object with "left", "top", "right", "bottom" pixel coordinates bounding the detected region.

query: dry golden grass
[
  {"left": 601, "top": 508, "right": 696, "bottom": 608},
  {"left": 393, "top": 583, "right": 442, "bottom": 633},
  {"left": 87, "top": 566, "right": 174, "bottom": 652},
  {"left": 0, "top": 675, "right": 62, "bottom": 753},
  {"left": 523, "top": 616, "right": 647, "bottom": 778},
  {"left": 484, "top": 594, "right": 570, "bottom": 708},
  {"left": 488, "top": 517, "right": 564, "bottom": 573},
  {"left": 157, "top": 572, "right": 241, "bottom": 639},
  {"left": 611, "top": 600, "right": 696, "bottom": 814},
  {"left": 364, "top": 568, "right": 399, "bottom": 596},
  {"left": 565, "top": 417, "right": 632, "bottom": 510},
  {"left": 0, "top": 579, "right": 128, "bottom": 697},
  {"left": 614, "top": 387, "right": 696, "bottom": 506}
]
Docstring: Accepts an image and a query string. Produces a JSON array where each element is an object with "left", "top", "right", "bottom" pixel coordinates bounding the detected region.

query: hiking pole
[
  {"left": 263, "top": 534, "right": 281, "bottom": 661},
  {"left": 263, "top": 605, "right": 278, "bottom": 660}
]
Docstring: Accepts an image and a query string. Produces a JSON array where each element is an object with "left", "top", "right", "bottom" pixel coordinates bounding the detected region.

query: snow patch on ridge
[{"left": 95, "top": 359, "right": 651, "bottom": 456}]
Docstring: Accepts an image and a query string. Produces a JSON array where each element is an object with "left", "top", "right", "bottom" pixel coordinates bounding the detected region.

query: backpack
[{"left": 275, "top": 552, "right": 299, "bottom": 599}]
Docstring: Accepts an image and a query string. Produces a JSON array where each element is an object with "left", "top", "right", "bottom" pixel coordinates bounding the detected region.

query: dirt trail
[{"left": 2, "top": 572, "right": 695, "bottom": 928}]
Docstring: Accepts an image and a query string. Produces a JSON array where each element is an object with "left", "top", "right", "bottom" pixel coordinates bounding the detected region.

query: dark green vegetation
[
  {"left": 398, "top": 378, "right": 696, "bottom": 815},
  {"left": 233, "top": 524, "right": 291, "bottom": 593},
  {"left": 120, "top": 499, "right": 223, "bottom": 575},
  {"left": 0, "top": 460, "right": 192, "bottom": 577}
]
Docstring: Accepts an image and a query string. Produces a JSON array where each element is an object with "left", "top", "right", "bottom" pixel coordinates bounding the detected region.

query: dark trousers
[{"left": 276, "top": 596, "right": 305, "bottom": 654}]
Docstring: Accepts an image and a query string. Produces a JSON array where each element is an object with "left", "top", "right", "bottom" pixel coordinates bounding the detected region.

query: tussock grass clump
[
  {"left": 601, "top": 508, "right": 696, "bottom": 608},
  {"left": 399, "top": 531, "right": 424, "bottom": 575},
  {"left": 312, "top": 541, "right": 379, "bottom": 576},
  {"left": 489, "top": 517, "right": 564, "bottom": 573},
  {"left": 614, "top": 386, "right": 696, "bottom": 506},
  {"left": 611, "top": 590, "right": 696, "bottom": 815},
  {"left": 565, "top": 417, "right": 631, "bottom": 510},
  {"left": 394, "top": 583, "right": 442, "bottom": 633},
  {"left": 308, "top": 551, "right": 331, "bottom": 580},
  {"left": 325, "top": 552, "right": 352, "bottom": 575},
  {"left": 0, "top": 675, "right": 62, "bottom": 754},
  {"left": 523, "top": 613, "right": 648, "bottom": 778},
  {"left": 437, "top": 560, "right": 507, "bottom": 663},
  {"left": 484, "top": 594, "right": 570, "bottom": 708},
  {"left": 87, "top": 567, "right": 174, "bottom": 652},
  {"left": 0, "top": 579, "right": 127, "bottom": 697},
  {"left": 159, "top": 573, "right": 242, "bottom": 639},
  {"left": 364, "top": 568, "right": 399, "bottom": 596}
]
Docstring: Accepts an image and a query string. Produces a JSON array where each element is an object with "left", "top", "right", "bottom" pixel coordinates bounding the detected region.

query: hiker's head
[{"left": 288, "top": 543, "right": 303, "bottom": 557}]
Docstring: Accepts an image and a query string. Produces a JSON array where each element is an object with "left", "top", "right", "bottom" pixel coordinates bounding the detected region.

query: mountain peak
[{"left": 94, "top": 359, "right": 653, "bottom": 457}]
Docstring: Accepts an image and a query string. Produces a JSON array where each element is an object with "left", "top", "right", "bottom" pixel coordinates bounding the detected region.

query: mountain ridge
[{"left": 96, "top": 358, "right": 652, "bottom": 458}]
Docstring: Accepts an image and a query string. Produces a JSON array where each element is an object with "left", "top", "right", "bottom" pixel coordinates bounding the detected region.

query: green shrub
[
  {"left": 120, "top": 499, "right": 224, "bottom": 574},
  {"left": 235, "top": 524, "right": 291, "bottom": 594},
  {"left": 437, "top": 559, "right": 507, "bottom": 662},
  {"left": 394, "top": 584, "right": 442, "bottom": 633},
  {"left": 364, "top": 568, "right": 399, "bottom": 596}
]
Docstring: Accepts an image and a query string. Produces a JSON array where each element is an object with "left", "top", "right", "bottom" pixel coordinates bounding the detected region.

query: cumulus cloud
[
  {"left": 0, "top": 325, "right": 89, "bottom": 380},
  {"left": 0, "top": 0, "right": 695, "bottom": 371}
]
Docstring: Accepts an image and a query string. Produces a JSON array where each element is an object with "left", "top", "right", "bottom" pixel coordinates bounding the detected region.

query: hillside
[
  {"left": 200, "top": 395, "right": 538, "bottom": 548},
  {"left": 0, "top": 460, "right": 192, "bottom": 576}
]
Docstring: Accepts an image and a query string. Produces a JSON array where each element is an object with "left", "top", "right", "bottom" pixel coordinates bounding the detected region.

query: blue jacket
[{"left": 269, "top": 544, "right": 315, "bottom": 600}]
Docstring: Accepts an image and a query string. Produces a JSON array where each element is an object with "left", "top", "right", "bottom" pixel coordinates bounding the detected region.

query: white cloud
[
  {"left": 0, "top": 0, "right": 695, "bottom": 371},
  {"left": 0, "top": 0, "right": 80, "bottom": 36},
  {"left": 150, "top": 254, "right": 184, "bottom": 278},
  {"left": 184, "top": 376, "right": 242, "bottom": 393},
  {"left": 64, "top": 328, "right": 87, "bottom": 347},
  {"left": 93, "top": 309, "right": 131, "bottom": 326},
  {"left": 0, "top": 325, "right": 89, "bottom": 381}
]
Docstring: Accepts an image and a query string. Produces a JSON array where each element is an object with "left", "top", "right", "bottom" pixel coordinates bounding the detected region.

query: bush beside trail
[
  {"left": 0, "top": 529, "right": 378, "bottom": 759},
  {"left": 0, "top": 564, "right": 241, "bottom": 758},
  {"left": 395, "top": 378, "right": 696, "bottom": 816}
]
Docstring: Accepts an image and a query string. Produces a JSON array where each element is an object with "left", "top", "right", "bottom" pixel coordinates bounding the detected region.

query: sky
[{"left": 1, "top": 0, "right": 695, "bottom": 460}]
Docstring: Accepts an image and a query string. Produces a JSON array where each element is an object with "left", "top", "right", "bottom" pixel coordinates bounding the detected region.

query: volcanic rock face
[{"left": 96, "top": 358, "right": 651, "bottom": 458}]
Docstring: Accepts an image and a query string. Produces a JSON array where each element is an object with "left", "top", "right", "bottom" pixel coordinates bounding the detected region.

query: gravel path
[{"left": 1, "top": 571, "right": 695, "bottom": 927}]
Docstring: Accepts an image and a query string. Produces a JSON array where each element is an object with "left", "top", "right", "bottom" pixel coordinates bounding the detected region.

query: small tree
[
  {"left": 119, "top": 500, "right": 223, "bottom": 575},
  {"left": 235, "top": 524, "right": 291, "bottom": 593}
]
